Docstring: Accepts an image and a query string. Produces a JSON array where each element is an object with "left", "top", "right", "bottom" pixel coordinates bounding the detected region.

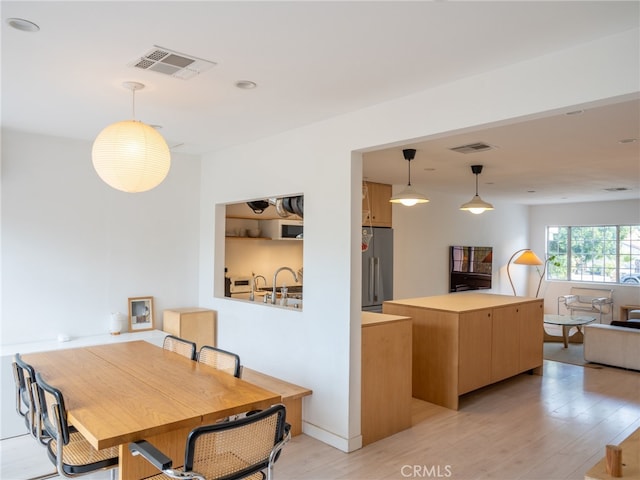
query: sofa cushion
[
  {"left": 611, "top": 320, "right": 640, "bottom": 329},
  {"left": 584, "top": 324, "right": 640, "bottom": 371}
]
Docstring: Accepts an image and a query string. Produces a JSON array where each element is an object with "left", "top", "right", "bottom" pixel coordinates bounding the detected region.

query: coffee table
[{"left": 543, "top": 314, "right": 597, "bottom": 348}]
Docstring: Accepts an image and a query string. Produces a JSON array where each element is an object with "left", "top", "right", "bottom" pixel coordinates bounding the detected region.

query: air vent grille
[
  {"left": 450, "top": 142, "right": 495, "bottom": 154},
  {"left": 129, "top": 46, "right": 216, "bottom": 80}
]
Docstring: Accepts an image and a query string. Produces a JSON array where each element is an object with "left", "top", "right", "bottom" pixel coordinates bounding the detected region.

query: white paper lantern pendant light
[{"left": 92, "top": 82, "right": 171, "bottom": 193}]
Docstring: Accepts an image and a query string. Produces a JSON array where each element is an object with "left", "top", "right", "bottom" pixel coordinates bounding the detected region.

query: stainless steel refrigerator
[{"left": 362, "top": 227, "right": 394, "bottom": 312}]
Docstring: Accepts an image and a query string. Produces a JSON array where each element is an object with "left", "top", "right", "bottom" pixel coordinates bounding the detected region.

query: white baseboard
[{"left": 302, "top": 421, "right": 363, "bottom": 453}]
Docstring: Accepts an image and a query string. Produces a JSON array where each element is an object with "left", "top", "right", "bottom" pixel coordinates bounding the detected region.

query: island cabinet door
[
  {"left": 518, "top": 300, "right": 544, "bottom": 371},
  {"left": 458, "top": 309, "right": 492, "bottom": 394},
  {"left": 491, "top": 305, "right": 521, "bottom": 383}
]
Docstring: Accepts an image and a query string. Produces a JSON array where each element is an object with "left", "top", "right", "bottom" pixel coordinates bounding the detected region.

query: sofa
[{"left": 584, "top": 315, "right": 640, "bottom": 370}]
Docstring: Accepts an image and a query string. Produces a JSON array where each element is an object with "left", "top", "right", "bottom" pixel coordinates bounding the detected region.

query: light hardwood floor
[{"left": 2, "top": 359, "right": 639, "bottom": 480}]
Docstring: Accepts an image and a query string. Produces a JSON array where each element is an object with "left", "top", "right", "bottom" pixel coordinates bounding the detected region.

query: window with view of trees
[{"left": 546, "top": 225, "right": 640, "bottom": 284}]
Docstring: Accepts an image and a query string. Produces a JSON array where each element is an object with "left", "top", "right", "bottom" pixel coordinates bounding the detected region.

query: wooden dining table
[{"left": 23, "top": 340, "right": 280, "bottom": 480}]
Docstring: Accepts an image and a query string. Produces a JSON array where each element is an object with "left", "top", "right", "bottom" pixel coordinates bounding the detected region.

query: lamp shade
[
  {"left": 460, "top": 165, "right": 493, "bottom": 214},
  {"left": 92, "top": 120, "right": 171, "bottom": 193},
  {"left": 507, "top": 248, "right": 545, "bottom": 296},
  {"left": 514, "top": 250, "right": 543, "bottom": 266},
  {"left": 389, "top": 185, "right": 429, "bottom": 206},
  {"left": 459, "top": 195, "right": 494, "bottom": 214}
]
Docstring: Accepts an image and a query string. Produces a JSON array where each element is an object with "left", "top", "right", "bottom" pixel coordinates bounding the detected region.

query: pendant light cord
[
  {"left": 131, "top": 88, "right": 137, "bottom": 120},
  {"left": 407, "top": 159, "right": 412, "bottom": 186}
]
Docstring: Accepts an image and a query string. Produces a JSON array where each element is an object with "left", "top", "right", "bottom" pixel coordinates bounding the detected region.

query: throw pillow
[{"left": 611, "top": 320, "right": 640, "bottom": 329}]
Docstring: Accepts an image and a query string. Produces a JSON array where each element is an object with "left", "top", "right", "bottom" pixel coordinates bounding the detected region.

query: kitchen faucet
[
  {"left": 250, "top": 274, "right": 267, "bottom": 301},
  {"left": 272, "top": 267, "right": 298, "bottom": 304}
]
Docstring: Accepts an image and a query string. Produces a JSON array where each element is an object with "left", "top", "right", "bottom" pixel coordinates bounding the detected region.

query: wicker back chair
[
  {"left": 198, "top": 345, "right": 241, "bottom": 378},
  {"left": 13, "top": 353, "right": 50, "bottom": 444},
  {"left": 129, "top": 404, "right": 290, "bottom": 480},
  {"left": 33, "top": 373, "right": 119, "bottom": 479},
  {"left": 163, "top": 335, "right": 197, "bottom": 360}
]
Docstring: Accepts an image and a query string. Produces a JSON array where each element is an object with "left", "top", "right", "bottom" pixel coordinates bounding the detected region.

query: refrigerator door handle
[
  {"left": 368, "top": 257, "right": 375, "bottom": 303},
  {"left": 373, "top": 257, "right": 380, "bottom": 302}
]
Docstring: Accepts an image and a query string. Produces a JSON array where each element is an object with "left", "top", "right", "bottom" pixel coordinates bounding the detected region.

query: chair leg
[{"left": 27, "top": 472, "right": 58, "bottom": 480}]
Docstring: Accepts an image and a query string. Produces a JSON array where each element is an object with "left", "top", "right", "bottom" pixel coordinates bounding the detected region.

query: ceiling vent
[
  {"left": 449, "top": 142, "right": 495, "bottom": 154},
  {"left": 129, "top": 46, "right": 216, "bottom": 80}
]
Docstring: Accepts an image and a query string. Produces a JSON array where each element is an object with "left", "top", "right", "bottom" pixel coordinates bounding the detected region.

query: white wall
[
  {"left": 1, "top": 130, "right": 202, "bottom": 345},
  {"left": 529, "top": 200, "right": 640, "bottom": 318},
  {"left": 225, "top": 237, "right": 303, "bottom": 285},
  {"left": 195, "top": 29, "right": 639, "bottom": 452},
  {"left": 391, "top": 189, "right": 531, "bottom": 299}
]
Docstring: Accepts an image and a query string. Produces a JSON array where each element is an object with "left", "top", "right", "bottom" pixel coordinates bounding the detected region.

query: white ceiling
[{"left": 2, "top": 1, "right": 639, "bottom": 205}]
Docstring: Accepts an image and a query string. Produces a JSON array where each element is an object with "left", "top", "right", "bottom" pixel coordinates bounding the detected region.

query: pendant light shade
[
  {"left": 460, "top": 165, "right": 493, "bottom": 214},
  {"left": 92, "top": 82, "right": 171, "bottom": 193},
  {"left": 389, "top": 148, "right": 429, "bottom": 206}
]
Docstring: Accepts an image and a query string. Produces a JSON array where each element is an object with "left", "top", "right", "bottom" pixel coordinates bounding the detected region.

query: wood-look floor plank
[{"left": 2, "top": 360, "right": 639, "bottom": 480}]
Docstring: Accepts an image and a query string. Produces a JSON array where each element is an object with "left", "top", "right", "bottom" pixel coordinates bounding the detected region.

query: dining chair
[
  {"left": 12, "top": 353, "right": 49, "bottom": 444},
  {"left": 198, "top": 345, "right": 241, "bottom": 378},
  {"left": 163, "top": 334, "right": 197, "bottom": 360},
  {"left": 33, "top": 372, "right": 119, "bottom": 479},
  {"left": 129, "top": 403, "right": 290, "bottom": 480}
]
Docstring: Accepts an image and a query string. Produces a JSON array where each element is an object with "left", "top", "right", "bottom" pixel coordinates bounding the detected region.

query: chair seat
[{"left": 47, "top": 430, "right": 118, "bottom": 475}]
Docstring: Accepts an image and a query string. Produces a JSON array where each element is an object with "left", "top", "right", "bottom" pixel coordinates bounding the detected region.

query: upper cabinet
[{"left": 362, "top": 181, "right": 392, "bottom": 227}]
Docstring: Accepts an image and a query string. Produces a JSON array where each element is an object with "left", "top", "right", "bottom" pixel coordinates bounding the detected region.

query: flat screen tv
[{"left": 449, "top": 246, "right": 493, "bottom": 292}]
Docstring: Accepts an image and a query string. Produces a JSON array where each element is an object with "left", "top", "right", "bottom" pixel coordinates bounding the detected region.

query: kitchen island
[{"left": 383, "top": 293, "right": 543, "bottom": 410}]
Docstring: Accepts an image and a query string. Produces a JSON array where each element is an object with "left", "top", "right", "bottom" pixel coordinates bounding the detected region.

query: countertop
[
  {"left": 1, "top": 329, "right": 167, "bottom": 356},
  {"left": 361, "top": 311, "right": 411, "bottom": 327},
  {"left": 384, "top": 292, "right": 540, "bottom": 313}
]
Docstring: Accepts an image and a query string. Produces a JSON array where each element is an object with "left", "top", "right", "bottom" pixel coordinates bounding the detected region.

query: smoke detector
[
  {"left": 449, "top": 142, "right": 496, "bottom": 154},
  {"left": 129, "top": 46, "right": 216, "bottom": 80}
]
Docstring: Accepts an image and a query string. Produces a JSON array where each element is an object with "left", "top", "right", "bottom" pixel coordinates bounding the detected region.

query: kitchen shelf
[{"left": 225, "top": 236, "right": 271, "bottom": 240}]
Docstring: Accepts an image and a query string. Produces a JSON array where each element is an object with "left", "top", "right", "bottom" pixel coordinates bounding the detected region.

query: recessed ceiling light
[
  {"left": 6, "top": 18, "right": 40, "bottom": 32},
  {"left": 618, "top": 138, "right": 637, "bottom": 144},
  {"left": 235, "top": 80, "right": 257, "bottom": 90}
]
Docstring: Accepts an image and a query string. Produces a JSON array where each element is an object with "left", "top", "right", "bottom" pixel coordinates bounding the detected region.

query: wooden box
[{"left": 163, "top": 308, "right": 216, "bottom": 350}]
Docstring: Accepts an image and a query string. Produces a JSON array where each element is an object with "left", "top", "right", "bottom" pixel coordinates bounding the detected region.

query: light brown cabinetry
[
  {"left": 162, "top": 308, "right": 217, "bottom": 350},
  {"left": 383, "top": 293, "right": 543, "bottom": 410},
  {"left": 458, "top": 310, "right": 492, "bottom": 394},
  {"left": 361, "top": 312, "right": 412, "bottom": 446},
  {"left": 362, "top": 181, "right": 392, "bottom": 227},
  {"left": 517, "top": 301, "right": 544, "bottom": 371}
]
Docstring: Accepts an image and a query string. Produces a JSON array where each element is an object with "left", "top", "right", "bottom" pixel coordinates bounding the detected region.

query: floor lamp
[{"left": 507, "top": 249, "right": 544, "bottom": 296}]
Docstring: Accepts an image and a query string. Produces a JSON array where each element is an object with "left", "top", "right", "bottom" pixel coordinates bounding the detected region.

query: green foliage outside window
[{"left": 546, "top": 225, "right": 640, "bottom": 284}]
